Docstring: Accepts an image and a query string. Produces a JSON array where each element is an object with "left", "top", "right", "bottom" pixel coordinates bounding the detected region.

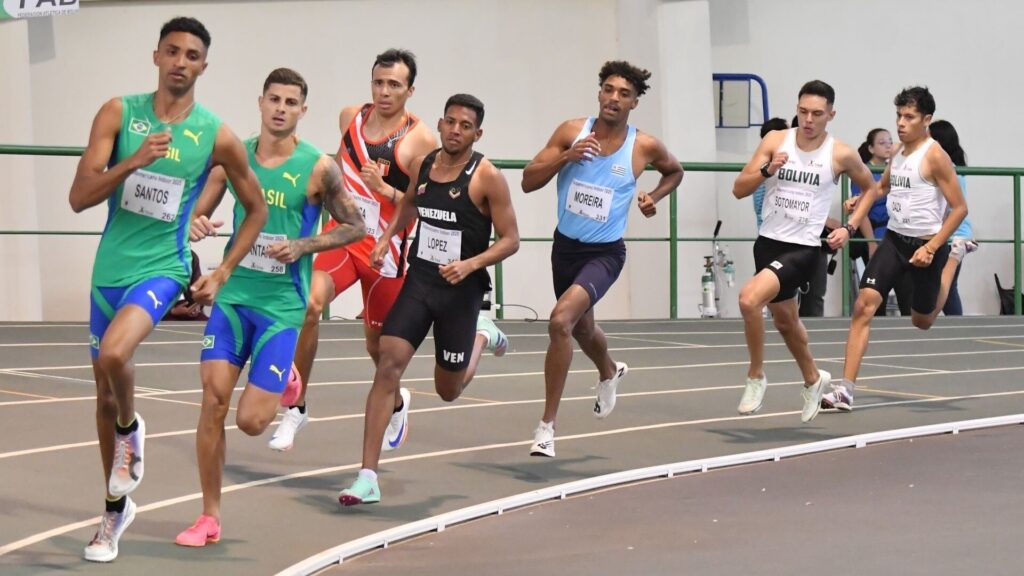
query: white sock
[{"left": 358, "top": 468, "right": 378, "bottom": 482}]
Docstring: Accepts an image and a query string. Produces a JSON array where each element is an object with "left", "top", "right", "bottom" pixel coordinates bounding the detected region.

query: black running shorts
[
  {"left": 381, "top": 271, "right": 485, "bottom": 372},
  {"left": 753, "top": 235, "right": 823, "bottom": 303},
  {"left": 860, "top": 230, "right": 950, "bottom": 314}
]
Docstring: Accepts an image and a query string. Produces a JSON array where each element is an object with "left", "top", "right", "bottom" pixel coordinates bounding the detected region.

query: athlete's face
[
  {"left": 597, "top": 76, "right": 639, "bottom": 124},
  {"left": 370, "top": 63, "right": 414, "bottom": 116},
  {"left": 896, "top": 106, "right": 931, "bottom": 143},
  {"left": 259, "top": 83, "right": 307, "bottom": 137},
  {"left": 795, "top": 94, "right": 834, "bottom": 139},
  {"left": 437, "top": 105, "right": 482, "bottom": 156},
  {"left": 153, "top": 32, "right": 208, "bottom": 97}
]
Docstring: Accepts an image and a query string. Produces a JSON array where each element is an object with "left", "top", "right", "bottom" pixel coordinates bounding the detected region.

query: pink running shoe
[
  {"left": 175, "top": 514, "right": 221, "bottom": 547},
  {"left": 279, "top": 363, "right": 302, "bottom": 408}
]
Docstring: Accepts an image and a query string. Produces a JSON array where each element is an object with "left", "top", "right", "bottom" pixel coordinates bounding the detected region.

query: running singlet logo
[
  {"left": 183, "top": 129, "right": 203, "bottom": 146},
  {"left": 129, "top": 117, "right": 152, "bottom": 136},
  {"left": 442, "top": 350, "right": 465, "bottom": 364},
  {"left": 776, "top": 168, "right": 820, "bottom": 187},
  {"left": 269, "top": 364, "right": 286, "bottom": 382},
  {"left": 146, "top": 290, "right": 163, "bottom": 309},
  {"left": 283, "top": 172, "right": 302, "bottom": 188}
]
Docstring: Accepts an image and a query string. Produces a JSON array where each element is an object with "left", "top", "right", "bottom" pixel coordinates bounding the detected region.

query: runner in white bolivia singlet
[
  {"left": 824, "top": 86, "right": 967, "bottom": 413},
  {"left": 732, "top": 80, "right": 880, "bottom": 424}
]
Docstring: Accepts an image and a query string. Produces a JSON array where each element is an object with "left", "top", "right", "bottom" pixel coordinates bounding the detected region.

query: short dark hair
[
  {"left": 159, "top": 17, "right": 210, "bottom": 50},
  {"left": 599, "top": 61, "right": 651, "bottom": 96},
  {"left": 760, "top": 117, "right": 789, "bottom": 138},
  {"left": 798, "top": 80, "right": 835, "bottom": 105},
  {"left": 373, "top": 48, "right": 418, "bottom": 87},
  {"left": 444, "top": 93, "right": 485, "bottom": 127},
  {"left": 263, "top": 68, "right": 308, "bottom": 100},
  {"left": 894, "top": 86, "right": 935, "bottom": 116}
]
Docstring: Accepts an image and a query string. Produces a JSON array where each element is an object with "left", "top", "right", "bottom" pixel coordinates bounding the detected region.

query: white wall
[
  {"left": 3, "top": 0, "right": 1019, "bottom": 320},
  {"left": 0, "top": 18, "right": 43, "bottom": 320},
  {"left": 709, "top": 0, "right": 1024, "bottom": 315},
  {"left": 3, "top": 0, "right": 720, "bottom": 321}
]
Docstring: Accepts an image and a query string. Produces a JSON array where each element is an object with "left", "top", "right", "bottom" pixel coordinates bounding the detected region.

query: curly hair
[{"left": 598, "top": 61, "right": 651, "bottom": 96}]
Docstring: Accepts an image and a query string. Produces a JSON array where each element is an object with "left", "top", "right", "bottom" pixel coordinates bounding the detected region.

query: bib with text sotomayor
[
  {"left": 773, "top": 188, "right": 813, "bottom": 224},
  {"left": 417, "top": 221, "right": 462, "bottom": 265},
  {"left": 239, "top": 232, "right": 288, "bottom": 274},
  {"left": 121, "top": 169, "right": 185, "bottom": 222},
  {"left": 353, "top": 194, "right": 381, "bottom": 238},
  {"left": 566, "top": 179, "right": 613, "bottom": 223}
]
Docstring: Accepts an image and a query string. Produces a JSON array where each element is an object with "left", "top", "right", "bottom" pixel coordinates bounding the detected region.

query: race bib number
[
  {"left": 566, "top": 179, "right": 613, "bottom": 223},
  {"left": 239, "top": 232, "right": 288, "bottom": 274},
  {"left": 417, "top": 221, "right": 462, "bottom": 265},
  {"left": 353, "top": 194, "right": 381, "bottom": 238},
  {"left": 773, "top": 188, "right": 812, "bottom": 224},
  {"left": 887, "top": 192, "right": 910, "bottom": 225},
  {"left": 121, "top": 169, "right": 185, "bottom": 222}
]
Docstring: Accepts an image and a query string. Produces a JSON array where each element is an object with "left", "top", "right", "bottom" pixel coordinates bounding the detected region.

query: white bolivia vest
[
  {"left": 760, "top": 128, "right": 837, "bottom": 247},
  {"left": 887, "top": 139, "right": 947, "bottom": 237}
]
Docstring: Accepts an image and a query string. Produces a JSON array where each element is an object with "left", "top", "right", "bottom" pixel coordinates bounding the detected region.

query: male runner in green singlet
[
  {"left": 69, "top": 17, "right": 266, "bottom": 563},
  {"left": 176, "top": 67, "right": 365, "bottom": 546}
]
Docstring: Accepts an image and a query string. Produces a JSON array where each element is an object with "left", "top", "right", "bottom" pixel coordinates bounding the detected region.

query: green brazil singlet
[
  {"left": 91, "top": 92, "right": 222, "bottom": 288},
  {"left": 215, "top": 137, "right": 324, "bottom": 327}
]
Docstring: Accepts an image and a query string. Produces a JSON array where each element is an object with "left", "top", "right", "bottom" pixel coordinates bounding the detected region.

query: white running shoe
[
  {"left": 268, "top": 406, "right": 309, "bottom": 452},
  {"left": 381, "top": 388, "right": 411, "bottom": 452},
  {"left": 737, "top": 376, "right": 767, "bottom": 415},
  {"left": 83, "top": 497, "right": 136, "bottom": 562},
  {"left": 530, "top": 420, "right": 555, "bottom": 457},
  {"left": 821, "top": 384, "right": 854, "bottom": 412},
  {"left": 949, "top": 236, "right": 978, "bottom": 263},
  {"left": 801, "top": 370, "right": 830, "bottom": 423},
  {"left": 477, "top": 315, "right": 509, "bottom": 356},
  {"left": 108, "top": 413, "right": 145, "bottom": 497},
  {"left": 593, "top": 362, "right": 628, "bottom": 419}
]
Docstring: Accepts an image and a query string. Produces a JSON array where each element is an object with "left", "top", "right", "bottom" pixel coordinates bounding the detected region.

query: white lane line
[
  {"left": 153, "top": 327, "right": 206, "bottom": 336},
  {"left": 5, "top": 333, "right": 1024, "bottom": 373},
  {"left": 2, "top": 318, "right": 1016, "bottom": 327},
  {"left": 3, "top": 322, "right": 1022, "bottom": 347},
  {"left": 824, "top": 360, "right": 946, "bottom": 374},
  {"left": 3, "top": 363, "right": 1023, "bottom": 460},
  {"left": 0, "top": 388, "right": 56, "bottom": 400},
  {"left": 2, "top": 347, "right": 1022, "bottom": 408},
  {"left": 3, "top": 387, "right": 1024, "bottom": 558},
  {"left": 0, "top": 369, "right": 95, "bottom": 384},
  {"left": 0, "top": 324, "right": 89, "bottom": 328},
  {"left": 0, "top": 369, "right": 169, "bottom": 393},
  {"left": 0, "top": 337, "right": 348, "bottom": 348},
  {"left": 606, "top": 335, "right": 705, "bottom": 348}
]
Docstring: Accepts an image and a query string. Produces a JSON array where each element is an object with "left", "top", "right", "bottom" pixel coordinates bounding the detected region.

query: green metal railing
[{"left": 2, "top": 144, "right": 1021, "bottom": 318}]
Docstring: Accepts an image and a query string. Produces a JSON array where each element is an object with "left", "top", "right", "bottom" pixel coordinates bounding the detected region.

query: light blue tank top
[
  {"left": 952, "top": 174, "right": 973, "bottom": 238},
  {"left": 555, "top": 118, "right": 637, "bottom": 243}
]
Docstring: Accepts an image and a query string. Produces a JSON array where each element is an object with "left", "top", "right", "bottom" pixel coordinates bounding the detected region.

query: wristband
[{"left": 760, "top": 162, "right": 773, "bottom": 179}]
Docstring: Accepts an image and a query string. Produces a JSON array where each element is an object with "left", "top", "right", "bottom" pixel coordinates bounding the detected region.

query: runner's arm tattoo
[{"left": 292, "top": 159, "right": 366, "bottom": 254}]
